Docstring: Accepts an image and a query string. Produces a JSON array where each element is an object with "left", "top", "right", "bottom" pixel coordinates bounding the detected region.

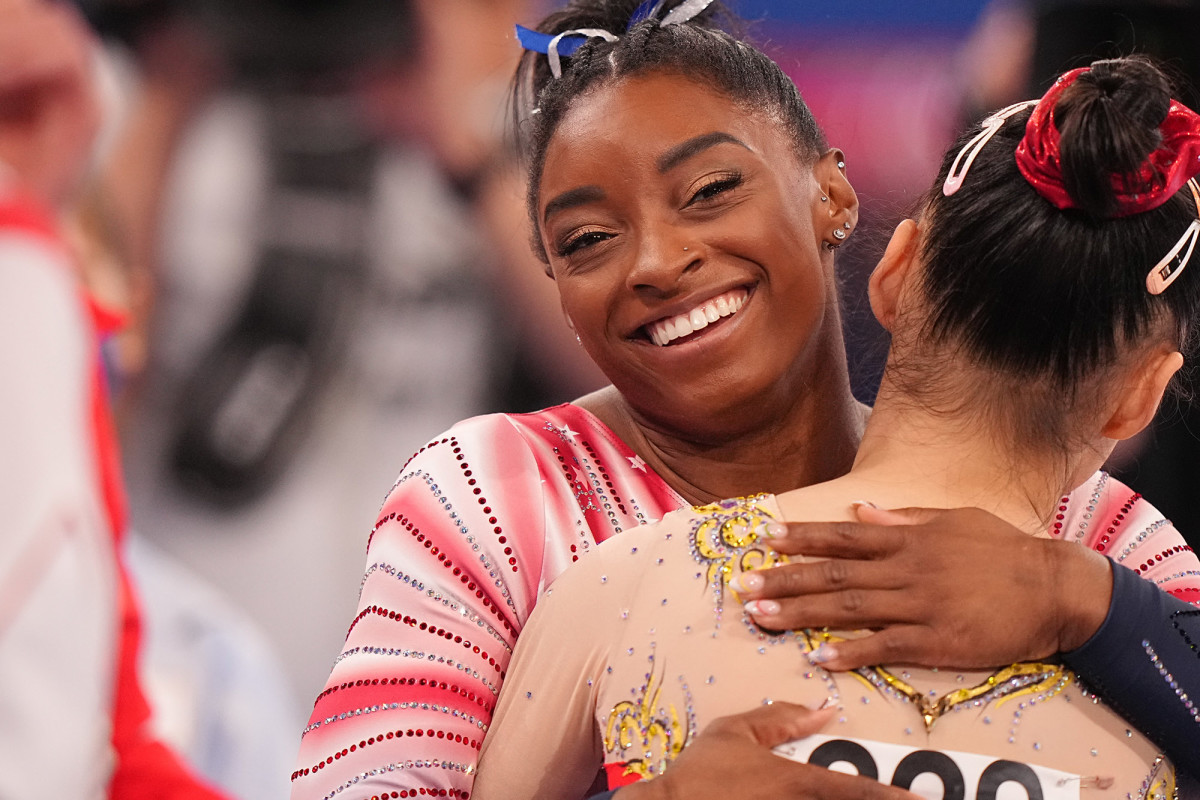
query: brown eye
[
  {"left": 559, "top": 229, "right": 613, "bottom": 257},
  {"left": 689, "top": 173, "right": 743, "bottom": 205}
]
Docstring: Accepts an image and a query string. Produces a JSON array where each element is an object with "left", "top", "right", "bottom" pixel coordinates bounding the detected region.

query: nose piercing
[{"left": 683, "top": 247, "right": 689, "bottom": 251}]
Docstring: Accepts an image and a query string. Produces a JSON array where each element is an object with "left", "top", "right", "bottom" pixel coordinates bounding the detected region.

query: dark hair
[
  {"left": 512, "top": 0, "right": 827, "bottom": 262},
  {"left": 906, "top": 57, "right": 1200, "bottom": 446}
]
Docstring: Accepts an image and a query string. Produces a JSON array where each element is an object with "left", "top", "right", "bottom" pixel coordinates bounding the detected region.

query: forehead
[{"left": 541, "top": 71, "right": 795, "bottom": 196}]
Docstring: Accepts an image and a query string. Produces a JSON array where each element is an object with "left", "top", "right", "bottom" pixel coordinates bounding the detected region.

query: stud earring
[
  {"left": 824, "top": 241, "right": 840, "bottom": 251},
  {"left": 837, "top": 160, "right": 846, "bottom": 170},
  {"left": 833, "top": 228, "right": 847, "bottom": 240},
  {"left": 820, "top": 195, "right": 828, "bottom": 202},
  {"left": 843, "top": 222, "right": 852, "bottom": 230}
]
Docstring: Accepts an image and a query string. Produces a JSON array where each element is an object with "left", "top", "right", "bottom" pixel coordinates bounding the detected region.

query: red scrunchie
[{"left": 1015, "top": 66, "right": 1200, "bottom": 217}]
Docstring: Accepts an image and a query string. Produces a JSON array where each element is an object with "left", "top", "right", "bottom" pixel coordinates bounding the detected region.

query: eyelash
[
  {"left": 557, "top": 228, "right": 612, "bottom": 257},
  {"left": 689, "top": 172, "right": 743, "bottom": 204}
]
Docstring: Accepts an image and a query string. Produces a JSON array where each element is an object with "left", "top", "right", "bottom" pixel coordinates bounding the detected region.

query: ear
[
  {"left": 868, "top": 219, "right": 921, "bottom": 332},
  {"left": 1100, "top": 347, "right": 1184, "bottom": 440},
  {"left": 815, "top": 149, "right": 858, "bottom": 236}
]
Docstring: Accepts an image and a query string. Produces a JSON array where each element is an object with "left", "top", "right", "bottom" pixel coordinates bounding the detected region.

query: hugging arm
[{"left": 740, "top": 502, "right": 1200, "bottom": 776}]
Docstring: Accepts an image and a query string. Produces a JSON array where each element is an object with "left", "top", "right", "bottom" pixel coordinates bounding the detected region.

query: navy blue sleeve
[{"left": 1062, "top": 562, "right": 1200, "bottom": 777}]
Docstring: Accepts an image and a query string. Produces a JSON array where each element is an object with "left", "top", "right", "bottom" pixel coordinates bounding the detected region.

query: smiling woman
[{"left": 288, "top": 3, "right": 1199, "bottom": 800}]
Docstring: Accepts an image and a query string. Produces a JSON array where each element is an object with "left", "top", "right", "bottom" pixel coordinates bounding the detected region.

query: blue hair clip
[{"left": 515, "top": 0, "right": 715, "bottom": 79}]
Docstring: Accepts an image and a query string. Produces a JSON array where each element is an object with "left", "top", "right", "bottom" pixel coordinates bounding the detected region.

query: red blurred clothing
[{"left": 0, "top": 184, "right": 228, "bottom": 800}]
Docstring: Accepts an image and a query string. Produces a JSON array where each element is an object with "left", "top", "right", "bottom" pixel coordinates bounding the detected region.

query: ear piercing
[
  {"left": 820, "top": 195, "right": 828, "bottom": 202},
  {"left": 844, "top": 222, "right": 852, "bottom": 230},
  {"left": 833, "top": 228, "right": 847, "bottom": 240},
  {"left": 837, "top": 160, "right": 846, "bottom": 170}
]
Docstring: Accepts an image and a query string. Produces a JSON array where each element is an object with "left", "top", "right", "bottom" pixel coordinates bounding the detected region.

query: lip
[
  {"left": 627, "top": 284, "right": 755, "bottom": 339},
  {"left": 626, "top": 283, "right": 757, "bottom": 353}
]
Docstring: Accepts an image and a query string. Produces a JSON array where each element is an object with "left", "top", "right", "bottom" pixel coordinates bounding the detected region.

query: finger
[
  {"left": 763, "top": 520, "right": 905, "bottom": 558},
  {"left": 748, "top": 587, "right": 914, "bottom": 631},
  {"left": 805, "top": 766, "right": 922, "bottom": 800},
  {"left": 744, "top": 558, "right": 901, "bottom": 601},
  {"left": 853, "top": 504, "right": 943, "bottom": 527},
  {"left": 708, "top": 702, "right": 837, "bottom": 746},
  {"left": 804, "top": 626, "right": 931, "bottom": 671}
]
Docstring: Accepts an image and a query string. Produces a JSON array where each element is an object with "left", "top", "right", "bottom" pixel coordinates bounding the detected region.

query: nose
[{"left": 624, "top": 223, "right": 701, "bottom": 296}]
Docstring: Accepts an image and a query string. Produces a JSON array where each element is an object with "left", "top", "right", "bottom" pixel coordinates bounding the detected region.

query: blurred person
[
  {"left": 290, "top": 3, "right": 1199, "bottom": 799},
  {"left": 0, "top": 1, "right": 228, "bottom": 797}
]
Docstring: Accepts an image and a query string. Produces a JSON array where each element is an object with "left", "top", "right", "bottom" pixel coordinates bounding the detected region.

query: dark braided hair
[
  {"left": 900, "top": 57, "right": 1200, "bottom": 448},
  {"left": 512, "top": 0, "right": 826, "bottom": 262}
]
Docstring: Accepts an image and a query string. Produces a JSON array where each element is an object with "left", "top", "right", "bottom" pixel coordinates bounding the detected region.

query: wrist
[{"left": 1049, "top": 540, "right": 1113, "bottom": 652}]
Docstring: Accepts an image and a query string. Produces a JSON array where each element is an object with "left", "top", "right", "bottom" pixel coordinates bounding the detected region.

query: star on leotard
[
  {"left": 558, "top": 425, "right": 579, "bottom": 443},
  {"left": 628, "top": 455, "right": 647, "bottom": 472}
]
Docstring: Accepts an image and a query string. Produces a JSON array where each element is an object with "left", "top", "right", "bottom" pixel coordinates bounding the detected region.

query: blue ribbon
[{"left": 515, "top": 25, "right": 588, "bottom": 58}]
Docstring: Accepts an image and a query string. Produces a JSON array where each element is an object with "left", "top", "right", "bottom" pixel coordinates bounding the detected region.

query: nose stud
[{"left": 683, "top": 247, "right": 689, "bottom": 251}]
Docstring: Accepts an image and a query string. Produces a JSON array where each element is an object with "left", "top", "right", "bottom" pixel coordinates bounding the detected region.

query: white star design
[
  {"left": 628, "top": 455, "right": 647, "bottom": 472},
  {"left": 558, "top": 425, "right": 579, "bottom": 443}
]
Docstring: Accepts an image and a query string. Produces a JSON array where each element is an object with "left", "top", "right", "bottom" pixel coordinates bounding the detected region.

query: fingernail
[
  {"left": 728, "top": 572, "right": 763, "bottom": 594},
  {"left": 761, "top": 521, "right": 787, "bottom": 540},
  {"left": 851, "top": 500, "right": 878, "bottom": 510},
  {"left": 744, "top": 599, "right": 781, "bottom": 617},
  {"left": 808, "top": 644, "right": 838, "bottom": 665}
]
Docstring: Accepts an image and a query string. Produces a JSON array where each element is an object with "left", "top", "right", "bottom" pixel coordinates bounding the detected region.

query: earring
[
  {"left": 820, "top": 195, "right": 828, "bottom": 202},
  {"left": 824, "top": 241, "right": 840, "bottom": 251},
  {"left": 837, "top": 160, "right": 846, "bottom": 170},
  {"left": 575, "top": 333, "right": 582, "bottom": 346},
  {"left": 843, "top": 222, "right": 851, "bottom": 230},
  {"left": 833, "top": 228, "right": 847, "bottom": 240}
]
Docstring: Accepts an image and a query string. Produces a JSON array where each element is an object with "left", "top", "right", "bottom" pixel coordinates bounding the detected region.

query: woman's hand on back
[
  {"left": 736, "top": 506, "right": 1114, "bottom": 671},
  {"left": 614, "top": 702, "right": 918, "bottom": 800}
]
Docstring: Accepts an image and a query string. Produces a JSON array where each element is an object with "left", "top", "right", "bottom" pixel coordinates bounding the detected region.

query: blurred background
[{"left": 64, "top": 0, "right": 1200, "bottom": 796}]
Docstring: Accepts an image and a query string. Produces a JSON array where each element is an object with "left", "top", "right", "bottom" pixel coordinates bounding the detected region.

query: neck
[
  {"left": 580, "top": 343, "right": 867, "bottom": 505},
  {"left": 831, "top": 375, "right": 1103, "bottom": 533}
]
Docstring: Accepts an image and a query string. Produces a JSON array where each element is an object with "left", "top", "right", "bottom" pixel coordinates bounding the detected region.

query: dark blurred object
[
  {"left": 1027, "top": 0, "right": 1200, "bottom": 547},
  {"left": 79, "top": 0, "right": 415, "bottom": 83},
  {"left": 1029, "top": 0, "right": 1200, "bottom": 109}
]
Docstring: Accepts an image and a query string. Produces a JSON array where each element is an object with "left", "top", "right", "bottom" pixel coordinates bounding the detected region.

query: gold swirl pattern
[
  {"left": 806, "top": 630, "right": 1072, "bottom": 733},
  {"left": 603, "top": 665, "right": 689, "bottom": 781},
  {"left": 688, "top": 494, "right": 786, "bottom": 594}
]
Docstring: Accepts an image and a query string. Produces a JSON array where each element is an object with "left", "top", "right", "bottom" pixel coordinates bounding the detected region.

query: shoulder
[{"left": 1060, "top": 471, "right": 1198, "bottom": 601}]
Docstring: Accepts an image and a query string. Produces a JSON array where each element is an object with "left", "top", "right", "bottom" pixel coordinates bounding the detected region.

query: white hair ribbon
[{"left": 547, "top": 28, "right": 619, "bottom": 78}]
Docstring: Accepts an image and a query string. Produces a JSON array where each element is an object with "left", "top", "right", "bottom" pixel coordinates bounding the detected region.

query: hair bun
[{"left": 1056, "top": 57, "right": 1172, "bottom": 217}]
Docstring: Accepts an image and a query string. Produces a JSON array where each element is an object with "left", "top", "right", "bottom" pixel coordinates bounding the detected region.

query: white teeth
[{"left": 644, "top": 288, "right": 749, "bottom": 347}]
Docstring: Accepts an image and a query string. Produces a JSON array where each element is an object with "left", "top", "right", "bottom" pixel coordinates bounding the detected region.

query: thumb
[
  {"left": 716, "top": 702, "right": 837, "bottom": 747},
  {"left": 853, "top": 503, "right": 941, "bottom": 527}
]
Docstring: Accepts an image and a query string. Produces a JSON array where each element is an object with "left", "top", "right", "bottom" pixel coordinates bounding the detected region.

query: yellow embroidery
[
  {"left": 603, "top": 665, "right": 688, "bottom": 780},
  {"left": 805, "top": 630, "right": 1071, "bottom": 733},
  {"left": 688, "top": 494, "right": 786, "bottom": 593}
]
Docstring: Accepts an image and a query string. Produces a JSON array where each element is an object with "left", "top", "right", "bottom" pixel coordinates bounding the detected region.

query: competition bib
[{"left": 774, "top": 734, "right": 1080, "bottom": 800}]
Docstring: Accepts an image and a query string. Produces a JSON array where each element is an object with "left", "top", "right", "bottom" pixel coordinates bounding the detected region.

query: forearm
[{"left": 1062, "top": 562, "right": 1200, "bottom": 776}]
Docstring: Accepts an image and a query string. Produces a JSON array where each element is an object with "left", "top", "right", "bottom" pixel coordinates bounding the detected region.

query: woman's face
[{"left": 538, "top": 71, "right": 843, "bottom": 440}]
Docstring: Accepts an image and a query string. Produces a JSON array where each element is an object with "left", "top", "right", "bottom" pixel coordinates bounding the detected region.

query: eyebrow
[
  {"left": 543, "top": 185, "right": 606, "bottom": 226},
  {"left": 656, "top": 131, "right": 751, "bottom": 173}
]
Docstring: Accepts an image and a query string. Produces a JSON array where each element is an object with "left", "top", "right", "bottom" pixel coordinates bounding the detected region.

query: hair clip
[
  {"left": 516, "top": 0, "right": 715, "bottom": 79},
  {"left": 942, "top": 100, "right": 1037, "bottom": 197},
  {"left": 1147, "top": 178, "right": 1200, "bottom": 295}
]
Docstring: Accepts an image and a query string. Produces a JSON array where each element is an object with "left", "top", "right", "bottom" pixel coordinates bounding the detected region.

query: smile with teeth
[{"left": 645, "top": 288, "right": 749, "bottom": 346}]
